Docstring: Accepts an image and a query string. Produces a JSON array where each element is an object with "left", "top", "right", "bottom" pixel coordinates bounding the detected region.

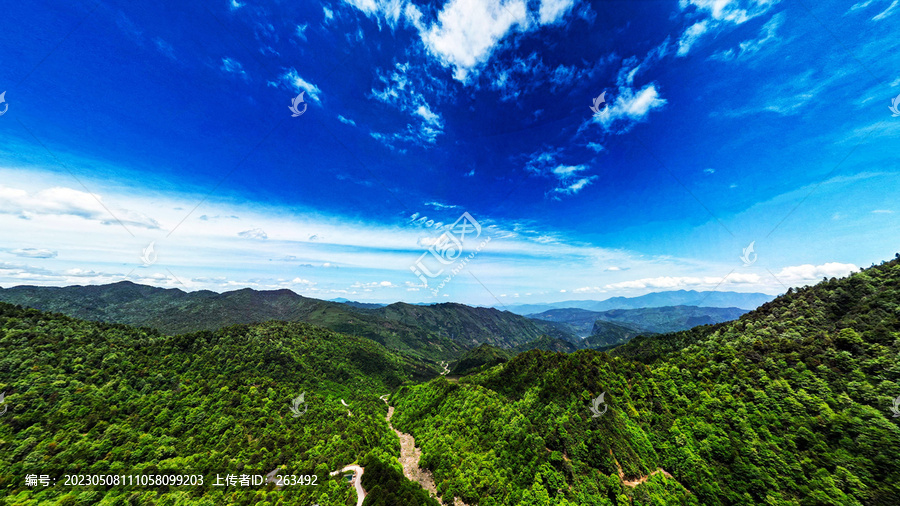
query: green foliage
[
  {"left": 450, "top": 344, "right": 513, "bottom": 375},
  {"left": 390, "top": 257, "right": 900, "bottom": 505},
  {"left": 359, "top": 450, "right": 440, "bottom": 505},
  {"left": 511, "top": 336, "right": 578, "bottom": 354},
  {"left": 0, "top": 307, "right": 414, "bottom": 504},
  {"left": 4, "top": 256, "right": 900, "bottom": 504}
]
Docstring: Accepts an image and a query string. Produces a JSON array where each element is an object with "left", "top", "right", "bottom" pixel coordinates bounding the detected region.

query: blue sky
[{"left": 0, "top": 0, "right": 898, "bottom": 306}]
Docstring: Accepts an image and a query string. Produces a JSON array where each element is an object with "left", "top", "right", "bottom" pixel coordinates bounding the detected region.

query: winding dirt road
[
  {"left": 386, "top": 403, "right": 442, "bottom": 498},
  {"left": 329, "top": 465, "right": 365, "bottom": 506},
  {"left": 611, "top": 449, "right": 688, "bottom": 491},
  {"left": 331, "top": 396, "right": 467, "bottom": 506}
]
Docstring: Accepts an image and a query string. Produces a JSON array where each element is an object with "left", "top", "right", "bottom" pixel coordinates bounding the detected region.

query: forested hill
[
  {"left": 367, "top": 302, "right": 576, "bottom": 348},
  {"left": 0, "top": 302, "right": 437, "bottom": 504},
  {"left": 389, "top": 256, "right": 900, "bottom": 505},
  {"left": 0, "top": 282, "right": 575, "bottom": 358}
]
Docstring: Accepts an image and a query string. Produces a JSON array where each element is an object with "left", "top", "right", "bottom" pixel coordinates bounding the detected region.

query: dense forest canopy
[
  {"left": 1, "top": 256, "right": 899, "bottom": 504},
  {"left": 390, "top": 256, "right": 900, "bottom": 505}
]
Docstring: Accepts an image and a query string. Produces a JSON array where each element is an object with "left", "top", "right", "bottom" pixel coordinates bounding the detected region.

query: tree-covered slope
[
  {"left": 0, "top": 303, "right": 432, "bottom": 505},
  {"left": 368, "top": 302, "right": 577, "bottom": 349},
  {"left": 0, "top": 282, "right": 582, "bottom": 361},
  {"left": 511, "top": 335, "right": 579, "bottom": 354},
  {"left": 449, "top": 344, "right": 513, "bottom": 376},
  {"left": 0, "top": 282, "right": 465, "bottom": 364},
  {"left": 388, "top": 257, "right": 900, "bottom": 505},
  {"left": 581, "top": 320, "right": 649, "bottom": 349}
]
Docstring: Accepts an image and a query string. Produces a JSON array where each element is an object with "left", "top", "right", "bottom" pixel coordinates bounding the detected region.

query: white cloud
[
  {"left": 338, "top": 114, "right": 357, "bottom": 126},
  {"left": 551, "top": 176, "right": 598, "bottom": 198},
  {"left": 370, "top": 62, "right": 444, "bottom": 145},
  {"left": 873, "top": 0, "right": 899, "bottom": 20},
  {"left": 421, "top": 0, "right": 529, "bottom": 82},
  {"left": 704, "top": 168, "right": 716, "bottom": 174},
  {"left": 604, "top": 273, "right": 762, "bottom": 290},
  {"left": 526, "top": 152, "right": 598, "bottom": 198},
  {"left": 676, "top": 0, "right": 780, "bottom": 62},
  {"left": 0, "top": 185, "right": 160, "bottom": 229},
  {"left": 424, "top": 201, "right": 458, "bottom": 210},
  {"left": 538, "top": 0, "right": 576, "bottom": 24},
  {"left": 676, "top": 20, "right": 709, "bottom": 56},
  {"left": 774, "top": 262, "right": 858, "bottom": 284},
  {"left": 680, "top": 0, "right": 778, "bottom": 25},
  {"left": 9, "top": 248, "right": 58, "bottom": 258},
  {"left": 351, "top": 280, "right": 397, "bottom": 288},
  {"left": 230, "top": 0, "right": 244, "bottom": 10},
  {"left": 712, "top": 12, "right": 783, "bottom": 61},
  {"left": 296, "top": 23, "right": 309, "bottom": 41},
  {"left": 220, "top": 57, "right": 247, "bottom": 78},
  {"left": 323, "top": 6, "right": 335, "bottom": 22},
  {"left": 343, "top": 0, "right": 407, "bottom": 27},
  {"left": 551, "top": 165, "right": 587, "bottom": 178},
  {"left": 281, "top": 69, "right": 323, "bottom": 103},
  {"left": 238, "top": 228, "right": 268, "bottom": 240},
  {"left": 591, "top": 84, "right": 667, "bottom": 132},
  {"left": 573, "top": 286, "right": 606, "bottom": 294}
]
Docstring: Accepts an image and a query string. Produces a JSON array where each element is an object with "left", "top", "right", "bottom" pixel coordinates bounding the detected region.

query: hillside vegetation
[
  {"left": 389, "top": 257, "right": 900, "bottom": 505},
  {"left": 0, "top": 283, "right": 576, "bottom": 364},
  {"left": 0, "top": 304, "right": 432, "bottom": 505}
]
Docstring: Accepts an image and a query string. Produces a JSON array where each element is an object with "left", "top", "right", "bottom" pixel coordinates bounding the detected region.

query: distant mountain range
[
  {"left": 529, "top": 305, "right": 749, "bottom": 337},
  {"left": 500, "top": 289, "right": 774, "bottom": 314},
  {"left": 0, "top": 282, "right": 570, "bottom": 363},
  {"left": 0, "top": 283, "right": 759, "bottom": 365}
]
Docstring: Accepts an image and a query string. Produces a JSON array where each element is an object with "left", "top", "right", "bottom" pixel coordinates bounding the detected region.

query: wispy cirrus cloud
[
  {"left": 370, "top": 62, "right": 444, "bottom": 146},
  {"left": 711, "top": 13, "right": 784, "bottom": 61},
  {"left": 676, "top": 0, "right": 781, "bottom": 57}
]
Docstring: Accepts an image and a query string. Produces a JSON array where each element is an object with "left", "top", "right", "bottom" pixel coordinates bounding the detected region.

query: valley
[{"left": 1, "top": 258, "right": 899, "bottom": 504}]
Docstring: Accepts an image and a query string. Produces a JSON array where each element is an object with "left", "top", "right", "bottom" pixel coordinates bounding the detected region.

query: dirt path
[
  {"left": 383, "top": 398, "right": 469, "bottom": 506},
  {"left": 333, "top": 396, "right": 467, "bottom": 506},
  {"left": 610, "top": 450, "right": 687, "bottom": 491},
  {"left": 329, "top": 465, "right": 365, "bottom": 506},
  {"left": 386, "top": 404, "right": 442, "bottom": 498}
]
